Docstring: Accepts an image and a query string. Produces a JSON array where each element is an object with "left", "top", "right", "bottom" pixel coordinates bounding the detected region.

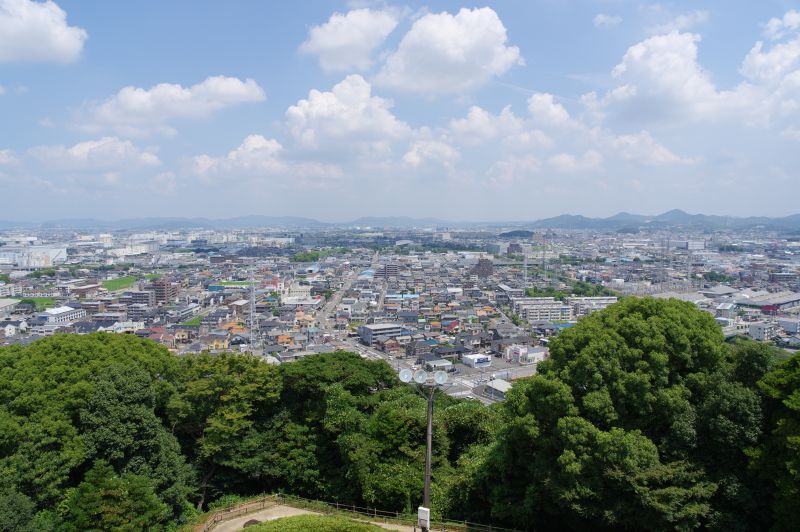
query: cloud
[
  {"left": 547, "top": 150, "right": 603, "bottom": 174},
  {"left": 600, "top": 31, "right": 730, "bottom": 123},
  {"left": 29, "top": 137, "right": 161, "bottom": 169},
  {"left": 191, "top": 134, "right": 286, "bottom": 179},
  {"left": 300, "top": 8, "right": 399, "bottom": 72},
  {"left": 0, "top": 85, "right": 4, "bottom": 95},
  {"left": 647, "top": 10, "right": 709, "bottom": 34},
  {"left": 286, "top": 74, "right": 410, "bottom": 155},
  {"left": 605, "top": 131, "right": 695, "bottom": 165},
  {"left": 591, "top": 22, "right": 800, "bottom": 129},
  {"left": 374, "top": 7, "right": 522, "bottom": 93},
  {"left": 764, "top": 10, "right": 800, "bottom": 40},
  {"left": 593, "top": 14, "right": 622, "bottom": 28},
  {"left": 447, "top": 105, "right": 522, "bottom": 144},
  {"left": 527, "top": 93, "right": 573, "bottom": 127},
  {"left": 740, "top": 35, "right": 800, "bottom": 84},
  {"left": 75, "top": 76, "right": 266, "bottom": 137},
  {"left": 189, "top": 134, "right": 342, "bottom": 186},
  {"left": 487, "top": 155, "right": 540, "bottom": 187},
  {"left": 0, "top": 0, "right": 87, "bottom": 63},
  {"left": 403, "top": 140, "right": 459, "bottom": 170},
  {"left": 21, "top": 137, "right": 161, "bottom": 190}
]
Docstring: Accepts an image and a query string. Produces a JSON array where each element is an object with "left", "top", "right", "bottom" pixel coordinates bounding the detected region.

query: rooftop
[{"left": 44, "top": 306, "right": 76, "bottom": 315}]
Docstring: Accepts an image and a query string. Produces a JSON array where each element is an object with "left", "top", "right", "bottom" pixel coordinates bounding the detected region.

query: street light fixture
[{"left": 399, "top": 368, "right": 449, "bottom": 532}]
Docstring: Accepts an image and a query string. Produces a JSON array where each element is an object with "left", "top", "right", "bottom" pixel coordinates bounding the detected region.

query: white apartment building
[
  {"left": 565, "top": 296, "right": 618, "bottom": 317},
  {"left": 0, "top": 284, "right": 18, "bottom": 297},
  {"left": 40, "top": 306, "right": 87, "bottom": 324},
  {"left": 512, "top": 297, "right": 572, "bottom": 322},
  {"left": 749, "top": 321, "right": 777, "bottom": 342}
]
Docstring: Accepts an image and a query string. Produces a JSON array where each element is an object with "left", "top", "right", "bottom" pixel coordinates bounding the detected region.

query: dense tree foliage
[
  {"left": 448, "top": 299, "right": 792, "bottom": 530},
  {"left": 750, "top": 351, "right": 800, "bottom": 530},
  {"left": 0, "top": 299, "right": 798, "bottom": 530}
]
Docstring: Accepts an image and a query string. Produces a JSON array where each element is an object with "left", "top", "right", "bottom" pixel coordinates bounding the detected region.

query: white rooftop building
[{"left": 40, "top": 306, "right": 86, "bottom": 324}]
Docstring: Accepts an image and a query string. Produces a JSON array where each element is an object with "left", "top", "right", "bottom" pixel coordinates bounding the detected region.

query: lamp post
[
  {"left": 399, "top": 367, "right": 449, "bottom": 532},
  {"left": 423, "top": 383, "right": 434, "bottom": 509}
]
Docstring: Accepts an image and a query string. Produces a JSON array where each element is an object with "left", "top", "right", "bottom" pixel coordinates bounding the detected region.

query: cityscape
[
  {"left": 2, "top": 214, "right": 800, "bottom": 404},
  {"left": 3, "top": 1, "right": 800, "bottom": 531}
]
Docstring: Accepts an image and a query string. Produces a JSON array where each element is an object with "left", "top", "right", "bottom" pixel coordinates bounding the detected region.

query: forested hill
[{"left": 1, "top": 298, "right": 799, "bottom": 531}]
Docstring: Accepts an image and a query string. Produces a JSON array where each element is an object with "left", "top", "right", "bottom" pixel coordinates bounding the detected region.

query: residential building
[
  {"left": 153, "top": 278, "right": 177, "bottom": 304},
  {"left": 565, "top": 296, "right": 618, "bottom": 317},
  {"left": 40, "top": 306, "right": 86, "bottom": 324},
  {"left": 0, "top": 298, "right": 20, "bottom": 318},
  {"left": 749, "top": 321, "right": 777, "bottom": 341},
  {"left": 357, "top": 323, "right": 405, "bottom": 346}
]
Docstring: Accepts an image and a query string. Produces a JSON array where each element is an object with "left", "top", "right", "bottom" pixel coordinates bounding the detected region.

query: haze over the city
[{"left": 2, "top": 0, "right": 800, "bottom": 221}]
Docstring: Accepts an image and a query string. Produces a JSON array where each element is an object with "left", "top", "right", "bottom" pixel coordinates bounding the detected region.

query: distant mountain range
[
  {"left": 527, "top": 209, "right": 800, "bottom": 231},
  {"left": 1, "top": 209, "right": 799, "bottom": 231}
]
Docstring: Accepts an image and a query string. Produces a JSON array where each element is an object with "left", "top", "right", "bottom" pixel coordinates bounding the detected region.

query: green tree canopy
[{"left": 58, "top": 461, "right": 168, "bottom": 531}]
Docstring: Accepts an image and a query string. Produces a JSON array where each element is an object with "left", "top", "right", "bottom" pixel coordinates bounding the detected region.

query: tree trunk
[{"left": 196, "top": 463, "right": 216, "bottom": 510}]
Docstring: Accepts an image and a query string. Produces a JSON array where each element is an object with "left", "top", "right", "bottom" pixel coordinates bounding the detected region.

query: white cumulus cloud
[
  {"left": 286, "top": 74, "right": 410, "bottom": 155},
  {"left": 741, "top": 36, "right": 800, "bottom": 84},
  {"left": 591, "top": 25, "right": 800, "bottom": 128},
  {"left": 0, "top": 0, "right": 87, "bottom": 63},
  {"left": 448, "top": 105, "right": 522, "bottom": 144},
  {"left": 647, "top": 10, "right": 709, "bottom": 34},
  {"left": 527, "top": 93, "right": 572, "bottom": 127},
  {"left": 76, "top": 76, "right": 266, "bottom": 137},
  {"left": 300, "top": 8, "right": 399, "bottom": 72},
  {"left": 764, "top": 10, "right": 800, "bottom": 40},
  {"left": 190, "top": 135, "right": 342, "bottom": 186},
  {"left": 374, "top": 7, "right": 522, "bottom": 93},
  {"left": 403, "top": 140, "right": 459, "bottom": 170},
  {"left": 603, "top": 31, "right": 728, "bottom": 122},
  {"left": 191, "top": 135, "right": 286, "bottom": 179}
]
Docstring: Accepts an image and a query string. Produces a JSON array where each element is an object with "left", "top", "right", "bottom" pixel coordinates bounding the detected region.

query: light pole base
[{"left": 418, "top": 506, "right": 430, "bottom": 531}]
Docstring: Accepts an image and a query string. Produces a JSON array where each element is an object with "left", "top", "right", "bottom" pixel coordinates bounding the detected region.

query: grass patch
[
  {"left": 179, "top": 316, "right": 203, "bottom": 326},
  {"left": 20, "top": 297, "right": 56, "bottom": 311},
  {"left": 144, "top": 273, "right": 161, "bottom": 280},
  {"left": 102, "top": 276, "right": 137, "bottom": 291},
  {"left": 247, "top": 515, "right": 381, "bottom": 531}
]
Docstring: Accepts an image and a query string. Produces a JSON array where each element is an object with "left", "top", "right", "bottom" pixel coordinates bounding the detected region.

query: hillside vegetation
[{"left": 0, "top": 298, "right": 798, "bottom": 530}]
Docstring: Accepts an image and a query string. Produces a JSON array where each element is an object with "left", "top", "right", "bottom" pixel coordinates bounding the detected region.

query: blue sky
[{"left": 1, "top": 0, "right": 799, "bottom": 222}]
